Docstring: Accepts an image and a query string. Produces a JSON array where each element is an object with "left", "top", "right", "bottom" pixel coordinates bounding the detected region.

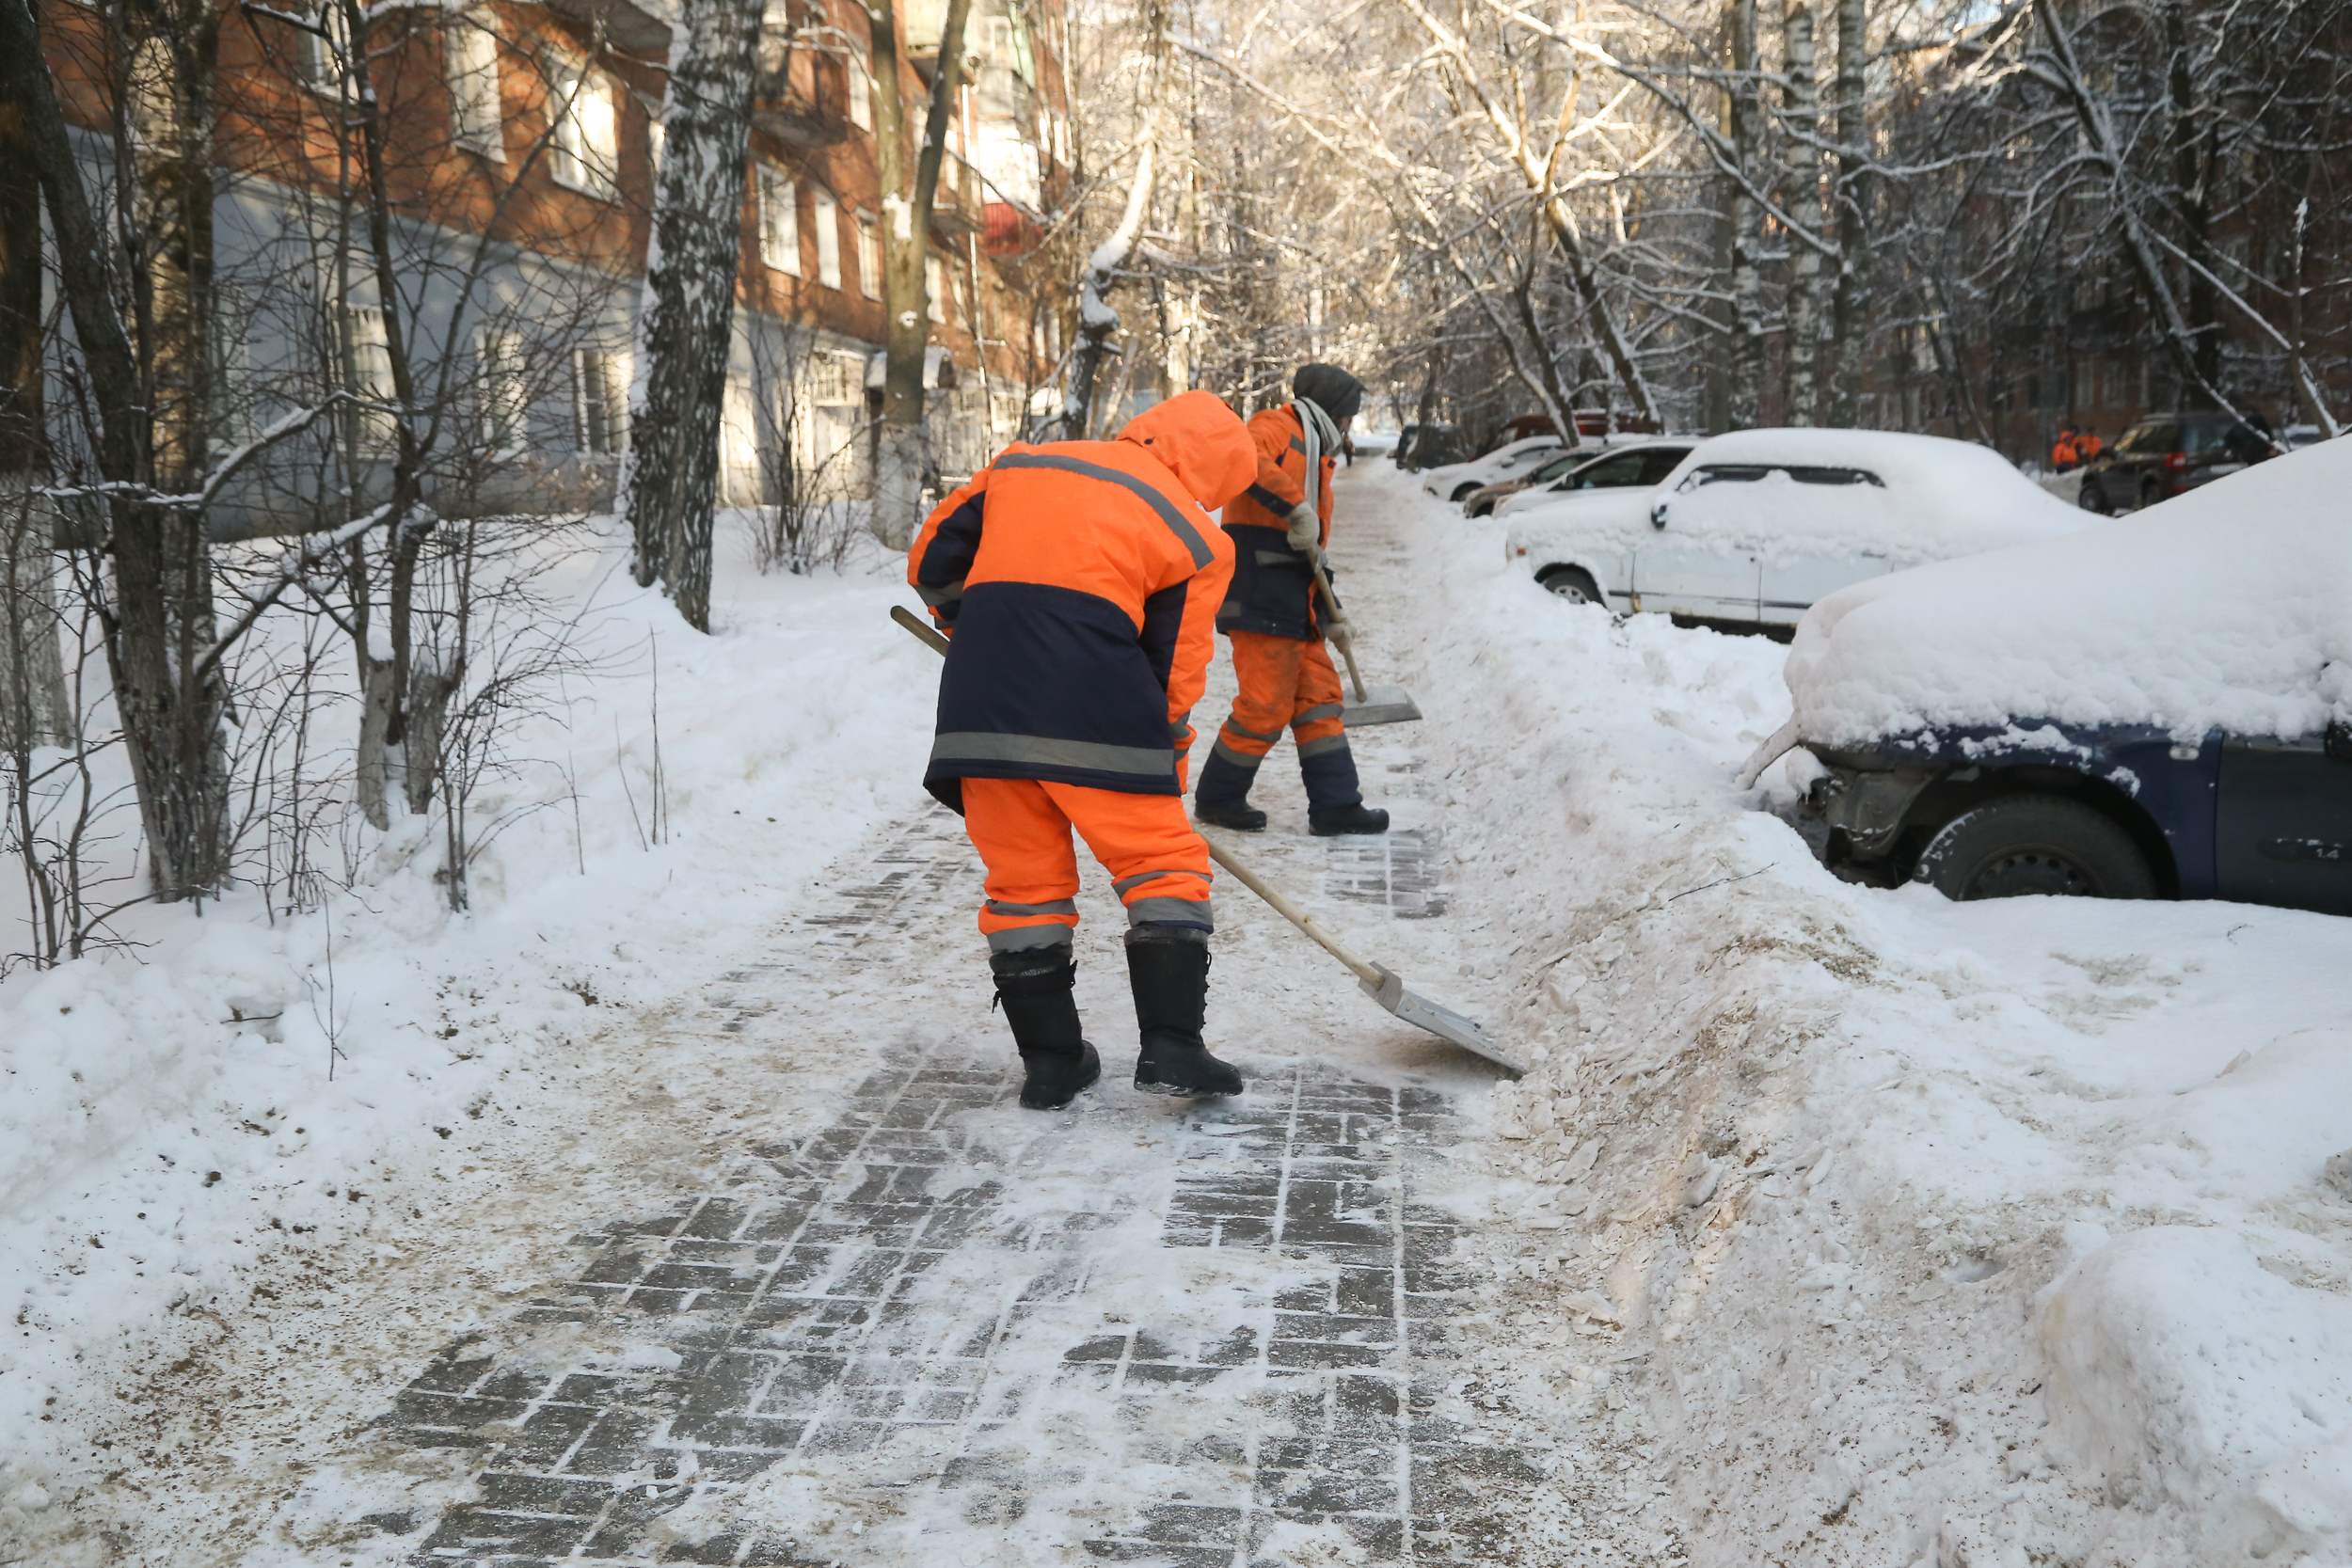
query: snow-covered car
[
  {"left": 1756, "top": 438, "right": 2352, "bottom": 913},
  {"left": 1503, "top": 428, "right": 2087, "bottom": 628},
  {"left": 2281, "top": 423, "right": 2328, "bottom": 451},
  {"left": 1486, "top": 441, "right": 1694, "bottom": 520},
  {"left": 1419, "top": 435, "right": 1565, "bottom": 503}
]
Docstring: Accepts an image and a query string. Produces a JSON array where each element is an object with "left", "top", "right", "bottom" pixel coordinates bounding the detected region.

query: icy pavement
[{"left": 373, "top": 809, "right": 1530, "bottom": 1565}]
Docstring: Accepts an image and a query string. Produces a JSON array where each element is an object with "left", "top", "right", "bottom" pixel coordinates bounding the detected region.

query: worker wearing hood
[
  {"left": 1195, "top": 363, "right": 1391, "bottom": 838},
  {"left": 909, "top": 390, "right": 1259, "bottom": 1111}
]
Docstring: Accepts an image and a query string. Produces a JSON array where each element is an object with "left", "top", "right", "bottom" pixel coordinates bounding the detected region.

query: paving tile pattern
[
  {"left": 1326, "top": 828, "right": 1449, "bottom": 920},
  {"left": 377, "top": 807, "right": 1528, "bottom": 1565}
]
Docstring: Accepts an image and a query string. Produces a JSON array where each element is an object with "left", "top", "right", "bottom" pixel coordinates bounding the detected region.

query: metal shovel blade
[
  {"left": 1362, "top": 965, "right": 1526, "bottom": 1073},
  {"left": 1342, "top": 684, "right": 1422, "bottom": 727}
]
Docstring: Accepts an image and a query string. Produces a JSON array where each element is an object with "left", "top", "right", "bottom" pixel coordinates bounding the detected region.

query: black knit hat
[{"left": 1293, "top": 362, "right": 1364, "bottom": 420}]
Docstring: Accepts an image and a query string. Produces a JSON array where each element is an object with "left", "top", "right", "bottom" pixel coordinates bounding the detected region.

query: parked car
[
  {"left": 1503, "top": 428, "right": 2086, "bottom": 630},
  {"left": 1420, "top": 435, "right": 1565, "bottom": 503},
  {"left": 1486, "top": 441, "right": 1694, "bottom": 519},
  {"left": 2076, "top": 412, "right": 2273, "bottom": 514},
  {"left": 1750, "top": 438, "right": 2352, "bottom": 913}
]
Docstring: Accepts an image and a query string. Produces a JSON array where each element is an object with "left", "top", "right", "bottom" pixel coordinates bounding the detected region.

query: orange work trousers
[
  {"left": 1212, "top": 630, "right": 1348, "bottom": 768},
  {"left": 961, "top": 777, "right": 1213, "bottom": 954}
]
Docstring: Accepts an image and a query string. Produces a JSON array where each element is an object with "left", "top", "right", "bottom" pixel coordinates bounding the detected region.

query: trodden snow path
[{"left": 262, "top": 489, "right": 1651, "bottom": 1567}]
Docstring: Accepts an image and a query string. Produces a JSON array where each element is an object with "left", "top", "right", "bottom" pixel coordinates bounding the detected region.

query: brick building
[{"left": 35, "top": 0, "right": 1074, "bottom": 533}]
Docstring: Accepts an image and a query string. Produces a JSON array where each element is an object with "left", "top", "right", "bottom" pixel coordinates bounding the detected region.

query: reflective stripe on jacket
[
  {"left": 908, "top": 391, "right": 1255, "bottom": 810},
  {"left": 1217, "top": 404, "right": 1334, "bottom": 641}
]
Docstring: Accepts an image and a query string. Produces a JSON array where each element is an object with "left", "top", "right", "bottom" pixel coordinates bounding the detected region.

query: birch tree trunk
[
  {"left": 623, "top": 0, "right": 765, "bottom": 627},
  {"left": 1724, "top": 0, "right": 1765, "bottom": 428},
  {"left": 1057, "top": 136, "right": 1156, "bottom": 442},
  {"left": 1781, "top": 0, "right": 1822, "bottom": 425},
  {"left": 867, "top": 0, "right": 974, "bottom": 550},
  {"left": 1825, "top": 0, "right": 1869, "bottom": 425}
]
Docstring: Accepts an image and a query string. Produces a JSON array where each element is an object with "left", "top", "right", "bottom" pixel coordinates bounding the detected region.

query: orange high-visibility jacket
[
  {"left": 1218, "top": 404, "right": 1334, "bottom": 641},
  {"left": 909, "top": 391, "right": 1257, "bottom": 811}
]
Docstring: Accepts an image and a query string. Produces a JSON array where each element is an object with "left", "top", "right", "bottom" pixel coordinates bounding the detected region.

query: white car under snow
[
  {"left": 1502, "top": 428, "right": 2089, "bottom": 629},
  {"left": 1418, "top": 435, "right": 1565, "bottom": 503}
]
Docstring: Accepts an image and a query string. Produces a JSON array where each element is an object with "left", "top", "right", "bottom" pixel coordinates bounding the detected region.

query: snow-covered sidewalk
[{"left": 8, "top": 462, "right": 2351, "bottom": 1567}]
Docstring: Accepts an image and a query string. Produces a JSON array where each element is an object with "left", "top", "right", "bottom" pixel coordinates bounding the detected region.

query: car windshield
[
  {"left": 1526, "top": 452, "right": 1586, "bottom": 483},
  {"left": 1683, "top": 463, "right": 1883, "bottom": 489},
  {"left": 2117, "top": 421, "right": 2179, "bottom": 454},
  {"left": 2183, "top": 420, "right": 2245, "bottom": 456}
]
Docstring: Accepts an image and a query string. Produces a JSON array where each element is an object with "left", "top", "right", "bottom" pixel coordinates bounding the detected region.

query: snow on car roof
[{"left": 1785, "top": 436, "right": 2352, "bottom": 748}]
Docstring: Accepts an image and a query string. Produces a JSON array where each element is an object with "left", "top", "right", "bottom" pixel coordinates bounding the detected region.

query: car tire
[
  {"left": 1466, "top": 497, "right": 1495, "bottom": 517},
  {"left": 1915, "top": 795, "right": 2156, "bottom": 901},
  {"left": 2078, "top": 479, "right": 2111, "bottom": 515},
  {"left": 1449, "top": 483, "right": 1481, "bottom": 503},
  {"left": 2138, "top": 477, "right": 2164, "bottom": 512},
  {"left": 1537, "top": 566, "right": 1606, "bottom": 607}
]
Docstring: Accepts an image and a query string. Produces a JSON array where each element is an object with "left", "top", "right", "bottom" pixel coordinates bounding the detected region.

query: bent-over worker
[
  {"left": 908, "top": 391, "right": 1260, "bottom": 1111},
  {"left": 1192, "top": 363, "right": 1391, "bottom": 837}
]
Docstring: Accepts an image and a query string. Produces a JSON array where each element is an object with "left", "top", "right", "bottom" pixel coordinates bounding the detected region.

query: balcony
[
  {"left": 931, "top": 152, "right": 986, "bottom": 238},
  {"left": 547, "top": 0, "right": 672, "bottom": 53},
  {"left": 753, "top": 33, "right": 846, "bottom": 147}
]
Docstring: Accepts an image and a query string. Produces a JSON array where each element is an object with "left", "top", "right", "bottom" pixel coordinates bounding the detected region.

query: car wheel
[
  {"left": 1466, "top": 497, "right": 1495, "bottom": 517},
  {"left": 1449, "top": 483, "right": 1482, "bottom": 503},
  {"left": 2078, "top": 480, "right": 2111, "bottom": 515},
  {"left": 1536, "top": 566, "right": 1606, "bottom": 607},
  {"left": 1915, "top": 795, "right": 2156, "bottom": 901},
  {"left": 2138, "top": 478, "right": 2164, "bottom": 512}
]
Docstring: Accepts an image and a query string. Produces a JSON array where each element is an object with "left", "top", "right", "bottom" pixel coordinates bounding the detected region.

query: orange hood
[{"left": 1118, "top": 391, "right": 1257, "bottom": 513}]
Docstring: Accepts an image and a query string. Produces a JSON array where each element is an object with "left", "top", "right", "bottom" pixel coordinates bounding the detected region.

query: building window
[
  {"left": 813, "top": 190, "right": 842, "bottom": 290},
  {"left": 446, "top": 13, "right": 504, "bottom": 158},
  {"left": 211, "top": 286, "right": 253, "bottom": 445},
  {"left": 757, "top": 166, "right": 800, "bottom": 276},
  {"left": 854, "top": 215, "right": 880, "bottom": 300},
  {"left": 294, "top": 1, "right": 350, "bottom": 91},
  {"left": 846, "top": 48, "right": 871, "bottom": 131},
  {"left": 573, "top": 346, "right": 628, "bottom": 454},
  {"left": 347, "top": 305, "right": 397, "bottom": 445},
  {"left": 477, "top": 329, "right": 526, "bottom": 452},
  {"left": 548, "top": 57, "right": 619, "bottom": 200},
  {"left": 925, "top": 255, "right": 947, "bottom": 324}
]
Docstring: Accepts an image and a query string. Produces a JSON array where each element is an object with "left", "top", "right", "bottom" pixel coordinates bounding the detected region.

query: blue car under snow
[{"left": 1759, "top": 436, "right": 2352, "bottom": 917}]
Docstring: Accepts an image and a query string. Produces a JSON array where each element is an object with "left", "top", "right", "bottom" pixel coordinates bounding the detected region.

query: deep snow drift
[{"left": 1385, "top": 460, "right": 2352, "bottom": 1566}]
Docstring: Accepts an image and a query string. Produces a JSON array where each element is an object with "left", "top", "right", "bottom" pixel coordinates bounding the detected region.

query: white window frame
[
  {"left": 757, "top": 165, "right": 801, "bottom": 276},
  {"left": 476, "top": 328, "right": 527, "bottom": 453},
  {"left": 295, "top": 2, "right": 350, "bottom": 92},
  {"left": 846, "top": 47, "right": 871, "bottom": 131},
  {"left": 445, "top": 12, "right": 504, "bottom": 158},
  {"left": 854, "top": 214, "right": 881, "bottom": 301},
  {"left": 572, "top": 346, "right": 629, "bottom": 455},
  {"left": 346, "top": 305, "right": 397, "bottom": 447},
  {"left": 813, "top": 190, "right": 842, "bottom": 290},
  {"left": 548, "top": 56, "right": 619, "bottom": 200}
]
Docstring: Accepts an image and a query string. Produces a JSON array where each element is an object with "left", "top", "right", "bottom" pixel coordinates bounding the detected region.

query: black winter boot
[
  {"left": 1193, "top": 749, "right": 1267, "bottom": 832},
  {"left": 1309, "top": 803, "right": 1391, "bottom": 836},
  {"left": 1125, "top": 927, "right": 1244, "bottom": 1097},
  {"left": 990, "top": 950, "right": 1102, "bottom": 1111}
]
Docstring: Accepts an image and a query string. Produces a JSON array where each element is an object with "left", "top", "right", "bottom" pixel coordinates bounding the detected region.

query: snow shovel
[
  {"left": 1295, "top": 398, "right": 1422, "bottom": 730},
  {"left": 891, "top": 606, "right": 1519, "bottom": 1074}
]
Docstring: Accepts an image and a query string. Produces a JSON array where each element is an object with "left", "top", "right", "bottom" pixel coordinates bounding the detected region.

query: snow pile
[
  {"left": 1788, "top": 438, "right": 2352, "bottom": 745},
  {"left": 0, "top": 520, "right": 938, "bottom": 1564},
  {"left": 1372, "top": 462, "right": 2352, "bottom": 1565}
]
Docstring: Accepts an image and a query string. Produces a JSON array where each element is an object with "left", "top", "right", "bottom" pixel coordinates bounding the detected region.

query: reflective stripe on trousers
[{"left": 961, "top": 777, "right": 1213, "bottom": 954}]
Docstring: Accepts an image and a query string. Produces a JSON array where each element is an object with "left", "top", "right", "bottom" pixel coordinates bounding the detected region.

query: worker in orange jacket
[
  {"left": 909, "top": 391, "right": 1260, "bottom": 1110},
  {"left": 2051, "top": 426, "right": 2081, "bottom": 472},
  {"left": 1192, "top": 363, "right": 1391, "bottom": 837}
]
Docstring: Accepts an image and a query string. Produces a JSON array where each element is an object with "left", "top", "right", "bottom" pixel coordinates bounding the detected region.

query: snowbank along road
[{"left": 6, "top": 462, "right": 2352, "bottom": 1567}]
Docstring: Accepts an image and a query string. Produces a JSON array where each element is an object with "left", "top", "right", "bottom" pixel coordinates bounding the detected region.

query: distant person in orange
[
  {"left": 908, "top": 391, "right": 1260, "bottom": 1109},
  {"left": 2074, "top": 427, "right": 2104, "bottom": 465},
  {"left": 1193, "top": 363, "right": 1391, "bottom": 838},
  {"left": 2051, "top": 425, "right": 2081, "bottom": 472}
]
